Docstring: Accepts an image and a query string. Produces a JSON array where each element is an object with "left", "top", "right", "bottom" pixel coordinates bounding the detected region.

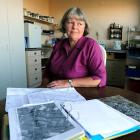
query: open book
[
  {"left": 62, "top": 99, "right": 140, "bottom": 140},
  {"left": 16, "top": 102, "right": 85, "bottom": 140}
]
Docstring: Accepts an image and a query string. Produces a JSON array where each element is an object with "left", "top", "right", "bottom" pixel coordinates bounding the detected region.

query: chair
[{"left": 99, "top": 45, "right": 107, "bottom": 66}]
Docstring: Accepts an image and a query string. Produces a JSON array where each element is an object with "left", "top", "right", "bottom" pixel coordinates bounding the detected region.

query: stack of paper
[{"left": 62, "top": 99, "right": 140, "bottom": 140}]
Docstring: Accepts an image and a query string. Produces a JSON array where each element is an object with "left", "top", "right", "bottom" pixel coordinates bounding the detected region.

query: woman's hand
[{"left": 47, "top": 80, "right": 70, "bottom": 88}]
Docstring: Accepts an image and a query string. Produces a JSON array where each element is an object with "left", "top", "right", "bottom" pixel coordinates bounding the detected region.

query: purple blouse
[{"left": 48, "top": 36, "right": 106, "bottom": 87}]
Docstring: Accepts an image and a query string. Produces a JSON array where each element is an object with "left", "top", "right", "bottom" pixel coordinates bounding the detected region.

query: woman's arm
[
  {"left": 47, "top": 77, "right": 101, "bottom": 88},
  {"left": 71, "top": 77, "right": 101, "bottom": 87}
]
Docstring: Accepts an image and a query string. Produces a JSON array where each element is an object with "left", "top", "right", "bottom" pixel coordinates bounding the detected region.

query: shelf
[
  {"left": 42, "top": 66, "right": 46, "bottom": 69},
  {"left": 129, "top": 28, "right": 140, "bottom": 32},
  {"left": 41, "top": 56, "right": 50, "bottom": 59},
  {"left": 24, "top": 16, "right": 60, "bottom": 31},
  {"left": 127, "top": 27, "right": 140, "bottom": 49},
  {"left": 107, "top": 51, "right": 126, "bottom": 60},
  {"left": 106, "top": 49, "right": 127, "bottom": 53},
  {"left": 24, "top": 16, "right": 53, "bottom": 25},
  {"left": 109, "top": 27, "right": 122, "bottom": 40},
  {"left": 128, "top": 77, "right": 140, "bottom": 80},
  {"left": 127, "top": 56, "right": 140, "bottom": 60}
]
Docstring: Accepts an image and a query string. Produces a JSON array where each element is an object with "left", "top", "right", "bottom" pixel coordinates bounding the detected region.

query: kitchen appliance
[
  {"left": 113, "top": 40, "right": 121, "bottom": 50},
  {"left": 24, "top": 23, "right": 41, "bottom": 48}
]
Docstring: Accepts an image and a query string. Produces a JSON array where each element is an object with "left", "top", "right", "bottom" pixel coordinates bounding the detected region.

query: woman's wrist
[{"left": 67, "top": 79, "right": 73, "bottom": 87}]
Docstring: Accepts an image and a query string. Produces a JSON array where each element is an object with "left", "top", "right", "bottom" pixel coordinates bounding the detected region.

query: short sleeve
[{"left": 87, "top": 41, "right": 106, "bottom": 87}]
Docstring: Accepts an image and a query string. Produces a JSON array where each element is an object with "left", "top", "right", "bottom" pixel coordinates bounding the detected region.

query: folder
[{"left": 62, "top": 99, "right": 140, "bottom": 140}]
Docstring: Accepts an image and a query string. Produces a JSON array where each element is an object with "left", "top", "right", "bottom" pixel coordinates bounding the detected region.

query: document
[
  {"left": 27, "top": 87, "right": 86, "bottom": 104},
  {"left": 16, "top": 102, "right": 85, "bottom": 140},
  {"left": 63, "top": 99, "right": 140, "bottom": 140},
  {"left": 6, "top": 87, "right": 86, "bottom": 111},
  {"left": 100, "top": 95, "right": 140, "bottom": 122},
  {"left": 6, "top": 88, "right": 29, "bottom": 112}
]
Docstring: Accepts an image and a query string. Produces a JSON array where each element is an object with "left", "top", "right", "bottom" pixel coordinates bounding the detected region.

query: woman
[{"left": 42, "top": 7, "right": 106, "bottom": 88}]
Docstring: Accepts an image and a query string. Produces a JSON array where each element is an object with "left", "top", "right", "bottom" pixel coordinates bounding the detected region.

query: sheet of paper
[
  {"left": 63, "top": 99, "right": 140, "bottom": 138},
  {"left": 5, "top": 88, "right": 44, "bottom": 111},
  {"left": 6, "top": 88, "right": 30, "bottom": 112},
  {"left": 6, "top": 88, "right": 86, "bottom": 111},
  {"left": 6, "top": 95, "right": 28, "bottom": 112},
  {"left": 27, "top": 88, "right": 86, "bottom": 104},
  {"left": 8, "top": 108, "right": 22, "bottom": 140}
]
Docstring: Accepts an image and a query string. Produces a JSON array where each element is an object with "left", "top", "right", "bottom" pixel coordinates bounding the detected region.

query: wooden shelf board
[{"left": 24, "top": 16, "right": 53, "bottom": 25}]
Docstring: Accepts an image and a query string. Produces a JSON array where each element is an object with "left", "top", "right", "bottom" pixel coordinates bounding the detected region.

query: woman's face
[{"left": 65, "top": 16, "right": 85, "bottom": 41}]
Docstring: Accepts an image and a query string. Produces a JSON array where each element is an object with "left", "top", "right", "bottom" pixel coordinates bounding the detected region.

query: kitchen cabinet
[
  {"left": 0, "top": 0, "right": 27, "bottom": 100},
  {"left": 106, "top": 50, "right": 126, "bottom": 88},
  {"left": 108, "top": 23, "right": 123, "bottom": 40},
  {"left": 127, "top": 26, "right": 140, "bottom": 49},
  {"left": 25, "top": 48, "right": 53, "bottom": 87},
  {"left": 24, "top": 12, "right": 54, "bottom": 82},
  {"left": 126, "top": 50, "right": 140, "bottom": 93},
  {"left": 126, "top": 26, "right": 140, "bottom": 93},
  {"left": 26, "top": 49, "right": 42, "bottom": 87}
]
